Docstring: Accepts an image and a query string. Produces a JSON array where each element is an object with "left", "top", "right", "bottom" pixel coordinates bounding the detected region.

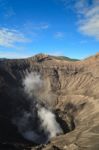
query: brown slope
[{"left": 0, "top": 53, "right": 99, "bottom": 150}]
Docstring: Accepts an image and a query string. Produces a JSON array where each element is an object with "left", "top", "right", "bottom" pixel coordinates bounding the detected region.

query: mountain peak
[{"left": 30, "top": 53, "right": 50, "bottom": 62}]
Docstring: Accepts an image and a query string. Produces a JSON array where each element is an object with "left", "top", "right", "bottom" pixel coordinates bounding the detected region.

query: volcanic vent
[{"left": 12, "top": 72, "right": 75, "bottom": 145}]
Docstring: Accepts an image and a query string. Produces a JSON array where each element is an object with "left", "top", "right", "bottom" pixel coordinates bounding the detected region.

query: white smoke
[
  {"left": 12, "top": 111, "right": 45, "bottom": 144},
  {"left": 38, "top": 106, "right": 63, "bottom": 138},
  {"left": 14, "top": 72, "right": 63, "bottom": 143},
  {"left": 23, "top": 72, "right": 43, "bottom": 97}
]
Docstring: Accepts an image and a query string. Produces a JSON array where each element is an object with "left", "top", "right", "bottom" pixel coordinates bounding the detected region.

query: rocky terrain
[{"left": 0, "top": 53, "right": 99, "bottom": 150}]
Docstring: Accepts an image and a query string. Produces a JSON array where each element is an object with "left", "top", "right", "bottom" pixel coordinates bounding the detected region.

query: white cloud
[
  {"left": 54, "top": 32, "right": 64, "bottom": 39},
  {"left": 22, "top": 22, "right": 49, "bottom": 40},
  {"left": 31, "top": 23, "right": 49, "bottom": 30},
  {"left": 75, "top": 0, "right": 88, "bottom": 14},
  {"left": 37, "top": 23, "right": 49, "bottom": 30},
  {"left": 76, "top": 1, "right": 99, "bottom": 40},
  {"left": 60, "top": 0, "right": 75, "bottom": 9},
  {"left": 0, "top": 28, "right": 29, "bottom": 47},
  {"left": 79, "top": 12, "right": 99, "bottom": 40},
  {"left": 23, "top": 22, "right": 49, "bottom": 31},
  {"left": 60, "top": 0, "right": 99, "bottom": 40}
]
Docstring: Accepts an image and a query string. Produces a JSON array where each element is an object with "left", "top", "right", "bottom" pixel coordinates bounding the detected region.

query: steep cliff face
[{"left": 0, "top": 54, "right": 99, "bottom": 150}]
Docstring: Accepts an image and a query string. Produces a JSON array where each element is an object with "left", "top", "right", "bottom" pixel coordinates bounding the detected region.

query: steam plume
[
  {"left": 23, "top": 72, "right": 43, "bottom": 97},
  {"left": 14, "top": 72, "right": 63, "bottom": 144},
  {"left": 38, "top": 106, "right": 63, "bottom": 138}
]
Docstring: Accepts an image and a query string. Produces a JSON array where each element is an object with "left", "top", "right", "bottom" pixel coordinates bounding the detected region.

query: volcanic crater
[{"left": 0, "top": 53, "right": 99, "bottom": 150}]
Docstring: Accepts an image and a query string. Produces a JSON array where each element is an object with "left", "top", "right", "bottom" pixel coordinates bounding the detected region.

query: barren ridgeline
[{"left": 0, "top": 53, "right": 99, "bottom": 150}]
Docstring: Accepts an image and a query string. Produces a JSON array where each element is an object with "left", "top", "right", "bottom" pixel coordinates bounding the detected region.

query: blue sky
[{"left": 0, "top": 0, "right": 99, "bottom": 59}]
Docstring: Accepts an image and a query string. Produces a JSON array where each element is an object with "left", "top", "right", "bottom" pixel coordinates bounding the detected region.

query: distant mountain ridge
[
  {"left": 30, "top": 53, "right": 79, "bottom": 62},
  {"left": 0, "top": 53, "right": 79, "bottom": 62}
]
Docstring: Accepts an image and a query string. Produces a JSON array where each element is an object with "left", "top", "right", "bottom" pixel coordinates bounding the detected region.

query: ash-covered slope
[{"left": 0, "top": 53, "right": 99, "bottom": 150}]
